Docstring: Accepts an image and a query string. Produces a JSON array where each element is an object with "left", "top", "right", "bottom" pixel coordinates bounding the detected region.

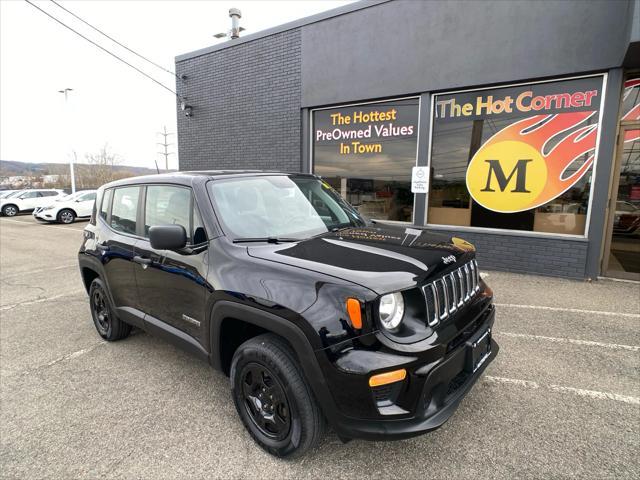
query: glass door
[{"left": 603, "top": 126, "right": 640, "bottom": 280}]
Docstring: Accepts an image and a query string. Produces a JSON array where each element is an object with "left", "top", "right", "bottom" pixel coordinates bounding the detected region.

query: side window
[
  {"left": 144, "top": 185, "right": 191, "bottom": 239},
  {"left": 99, "top": 189, "right": 112, "bottom": 222},
  {"left": 111, "top": 187, "right": 139, "bottom": 235},
  {"left": 21, "top": 191, "right": 40, "bottom": 199},
  {"left": 42, "top": 191, "right": 58, "bottom": 197},
  {"left": 192, "top": 203, "right": 207, "bottom": 245},
  {"left": 84, "top": 192, "right": 97, "bottom": 202}
]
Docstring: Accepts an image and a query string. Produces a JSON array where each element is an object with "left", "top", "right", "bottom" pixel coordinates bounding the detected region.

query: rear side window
[
  {"left": 111, "top": 187, "right": 139, "bottom": 235},
  {"left": 99, "top": 189, "right": 112, "bottom": 222},
  {"left": 144, "top": 185, "right": 191, "bottom": 239},
  {"left": 42, "top": 191, "right": 58, "bottom": 197},
  {"left": 21, "top": 191, "right": 40, "bottom": 199}
]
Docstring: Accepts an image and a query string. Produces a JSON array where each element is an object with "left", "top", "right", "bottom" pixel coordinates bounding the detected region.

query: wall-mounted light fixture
[{"left": 181, "top": 101, "right": 193, "bottom": 117}]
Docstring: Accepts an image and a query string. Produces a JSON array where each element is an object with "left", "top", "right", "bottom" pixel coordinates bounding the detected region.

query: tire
[
  {"left": 230, "top": 333, "right": 325, "bottom": 458},
  {"left": 89, "top": 278, "right": 131, "bottom": 341},
  {"left": 2, "top": 204, "right": 18, "bottom": 217},
  {"left": 57, "top": 209, "right": 76, "bottom": 224}
]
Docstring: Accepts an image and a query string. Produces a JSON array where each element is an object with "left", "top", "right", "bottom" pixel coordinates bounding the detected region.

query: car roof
[{"left": 103, "top": 170, "right": 318, "bottom": 188}]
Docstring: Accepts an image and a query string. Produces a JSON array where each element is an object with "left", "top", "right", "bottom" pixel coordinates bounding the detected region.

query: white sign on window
[{"left": 411, "top": 166, "right": 430, "bottom": 193}]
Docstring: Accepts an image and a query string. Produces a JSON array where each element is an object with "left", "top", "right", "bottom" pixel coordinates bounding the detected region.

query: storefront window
[
  {"left": 312, "top": 97, "right": 419, "bottom": 222},
  {"left": 429, "top": 76, "right": 605, "bottom": 235}
]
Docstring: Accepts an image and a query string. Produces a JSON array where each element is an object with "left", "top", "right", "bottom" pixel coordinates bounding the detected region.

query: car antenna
[{"left": 154, "top": 159, "right": 160, "bottom": 174}]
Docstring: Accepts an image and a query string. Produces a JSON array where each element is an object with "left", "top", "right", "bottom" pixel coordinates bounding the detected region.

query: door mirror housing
[{"left": 149, "top": 225, "right": 187, "bottom": 250}]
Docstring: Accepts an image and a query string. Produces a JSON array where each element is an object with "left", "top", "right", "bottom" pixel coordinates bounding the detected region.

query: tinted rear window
[{"left": 111, "top": 187, "right": 139, "bottom": 234}]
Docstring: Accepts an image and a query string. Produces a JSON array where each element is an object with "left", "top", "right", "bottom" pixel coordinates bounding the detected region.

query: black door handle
[
  {"left": 96, "top": 243, "right": 109, "bottom": 252},
  {"left": 133, "top": 255, "right": 152, "bottom": 266}
]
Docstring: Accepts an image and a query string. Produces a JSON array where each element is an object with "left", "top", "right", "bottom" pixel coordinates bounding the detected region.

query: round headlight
[{"left": 378, "top": 292, "right": 405, "bottom": 330}]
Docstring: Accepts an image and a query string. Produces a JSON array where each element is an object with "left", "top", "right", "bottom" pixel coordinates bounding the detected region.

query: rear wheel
[
  {"left": 2, "top": 204, "right": 18, "bottom": 217},
  {"left": 230, "top": 334, "right": 325, "bottom": 458},
  {"left": 57, "top": 209, "right": 76, "bottom": 224},
  {"left": 89, "top": 278, "right": 131, "bottom": 341}
]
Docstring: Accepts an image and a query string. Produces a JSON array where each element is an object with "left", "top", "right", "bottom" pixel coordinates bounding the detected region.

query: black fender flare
[{"left": 208, "top": 300, "right": 340, "bottom": 421}]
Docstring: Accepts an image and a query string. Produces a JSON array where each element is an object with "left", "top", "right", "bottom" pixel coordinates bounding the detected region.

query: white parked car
[
  {"left": 0, "top": 189, "right": 65, "bottom": 217},
  {"left": 33, "top": 190, "right": 97, "bottom": 224}
]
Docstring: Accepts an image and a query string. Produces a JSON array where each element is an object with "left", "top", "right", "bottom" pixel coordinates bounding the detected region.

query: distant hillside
[{"left": 0, "top": 160, "right": 162, "bottom": 177}]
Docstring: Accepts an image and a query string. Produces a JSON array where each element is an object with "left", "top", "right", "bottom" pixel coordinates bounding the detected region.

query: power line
[
  {"left": 24, "top": 0, "right": 182, "bottom": 100},
  {"left": 49, "top": 0, "right": 180, "bottom": 80}
]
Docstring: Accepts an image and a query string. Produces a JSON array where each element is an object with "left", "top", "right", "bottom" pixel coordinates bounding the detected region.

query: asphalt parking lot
[{"left": 1, "top": 215, "right": 639, "bottom": 479}]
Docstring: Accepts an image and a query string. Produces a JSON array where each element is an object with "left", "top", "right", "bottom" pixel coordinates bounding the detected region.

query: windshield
[{"left": 209, "top": 175, "right": 366, "bottom": 239}]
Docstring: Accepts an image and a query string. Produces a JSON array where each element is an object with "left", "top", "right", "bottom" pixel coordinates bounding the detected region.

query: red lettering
[{"left": 570, "top": 92, "right": 585, "bottom": 107}]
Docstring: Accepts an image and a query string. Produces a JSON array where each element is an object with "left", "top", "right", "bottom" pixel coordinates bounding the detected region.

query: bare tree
[{"left": 83, "top": 145, "right": 123, "bottom": 188}]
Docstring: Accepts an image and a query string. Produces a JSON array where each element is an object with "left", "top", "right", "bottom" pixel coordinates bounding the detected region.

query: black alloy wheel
[
  {"left": 240, "top": 362, "right": 291, "bottom": 440},
  {"left": 88, "top": 278, "right": 131, "bottom": 341},
  {"left": 92, "top": 287, "right": 110, "bottom": 336},
  {"left": 230, "top": 334, "right": 325, "bottom": 458}
]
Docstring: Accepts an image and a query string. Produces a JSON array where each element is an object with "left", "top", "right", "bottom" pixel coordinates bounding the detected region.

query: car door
[
  {"left": 76, "top": 192, "right": 96, "bottom": 217},
  {"left": 132, "top": 184, "right": 209, "bottom": 345},
  {"left": 18, "top": 191, "right": 41, "bottom": 210},
  {"left": 95, "top": 186, "right": 143, "bottom": 326}
]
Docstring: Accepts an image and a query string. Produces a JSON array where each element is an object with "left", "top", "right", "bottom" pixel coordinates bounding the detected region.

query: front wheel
[
  {"left": 57, "top": 209, "right": 76, "bottom": 224},
  {"left": 89, "top": 278, "right": 131, "bottom": 341},
  {"left": 230, "top": 334, "right": 325, "bottom": 458},
  {"left": 2, "top": 205, "right": 18, "bottom": 217}
]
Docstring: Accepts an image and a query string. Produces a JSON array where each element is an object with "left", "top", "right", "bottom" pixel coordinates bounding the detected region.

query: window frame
[{"left": 424, "top": 72, "right": 609, "bottom": 240}]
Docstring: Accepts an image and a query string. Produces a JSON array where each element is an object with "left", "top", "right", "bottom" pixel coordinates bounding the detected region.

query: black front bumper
[{"left": 325, "top": 306, "right": 498, "bottom": 441}]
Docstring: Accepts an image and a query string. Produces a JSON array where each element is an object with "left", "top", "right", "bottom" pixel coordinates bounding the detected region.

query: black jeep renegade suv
[{"left": 78, "top": 171, "right": 498, "bottom": 457}]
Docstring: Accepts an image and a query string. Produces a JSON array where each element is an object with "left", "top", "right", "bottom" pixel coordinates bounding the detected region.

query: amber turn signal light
[
  {"left": 346, "top": 297, "right": 362, "bottom": 329},
  {"left": 369, "top": 369, "right": 407, "bottom": 387}
]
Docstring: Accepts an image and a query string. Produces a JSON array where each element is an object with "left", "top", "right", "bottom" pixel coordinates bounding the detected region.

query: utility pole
[
  {"left": 58, "top": 87, "right": 76, "bottom": 193},
  {"left": 157, "top": 126, "right": 174, "bottom": 172}
]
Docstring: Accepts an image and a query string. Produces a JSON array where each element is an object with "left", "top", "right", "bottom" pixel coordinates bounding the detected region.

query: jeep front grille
[{"left": 422, "top": 259, "right": 480, "bottom": 327}]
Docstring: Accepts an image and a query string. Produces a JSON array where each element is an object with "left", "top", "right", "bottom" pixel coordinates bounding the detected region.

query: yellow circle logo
[{"left": 466, "top": 140, "right": 547, "bottom": 213}]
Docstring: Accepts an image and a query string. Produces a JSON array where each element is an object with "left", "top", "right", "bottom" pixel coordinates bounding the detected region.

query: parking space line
[
  {"left": 496, "top": 331, "right": 640, "bottom": 352},
  {"left": 495, "top": 303, "right": 640, "bottom": 319},
  {"left": 2, "top": 264, "right": 77, "bottom": 279},
  {"left": 0, "top": 290, "right": 85, "bottom": 311},
  {"left": 0, "top": 218, "right": 85, "bottom": 232},
  {"left": 484, "top": 375, "right": 640, "bottom": 405}
]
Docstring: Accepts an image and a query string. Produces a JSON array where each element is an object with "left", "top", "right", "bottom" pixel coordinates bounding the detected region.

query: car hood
[{"left": 246, "top": 224, "right": 476, "bottom": 295}]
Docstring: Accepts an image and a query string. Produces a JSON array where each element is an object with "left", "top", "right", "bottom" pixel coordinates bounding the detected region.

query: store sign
[
  {"left": 435, "top": 76, "right": 604, "bottom": 213},
  {"left": 314, "top": 99, "right": 419, "bottom": 157}
]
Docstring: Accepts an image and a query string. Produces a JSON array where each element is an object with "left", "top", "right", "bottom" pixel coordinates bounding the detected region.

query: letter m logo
[{"left": 481, "top": 159, "right": 532, "bottom": 193}]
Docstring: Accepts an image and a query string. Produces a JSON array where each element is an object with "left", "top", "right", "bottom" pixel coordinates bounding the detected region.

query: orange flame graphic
[
  {"left": 469, "top": 112, "right": 598, "bottom": 211},
  {"left": 622, "top": 79, "right": 640, "bottom": 143}
]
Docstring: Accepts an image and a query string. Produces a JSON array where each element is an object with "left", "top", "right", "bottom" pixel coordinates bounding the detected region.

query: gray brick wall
[
  {"left": 176, "top": 29, "right": 302, "bottom": 172},
  {"left": 426, "top": 229, "right": 589, "bottom": 279}
]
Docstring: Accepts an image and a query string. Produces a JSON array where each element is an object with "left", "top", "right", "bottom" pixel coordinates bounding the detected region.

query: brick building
[{"left": 175, "top": 0, "right": 640, "bottom": 280}]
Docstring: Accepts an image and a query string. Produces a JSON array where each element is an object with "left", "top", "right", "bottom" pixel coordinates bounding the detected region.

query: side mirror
[{"left": 149, "top": 225, "right": 187, "bottom": 251}]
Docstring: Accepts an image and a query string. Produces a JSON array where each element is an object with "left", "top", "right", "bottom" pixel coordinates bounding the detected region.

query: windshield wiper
[{"left": 232, "top": 237, "right": 300, "bottom": 244}]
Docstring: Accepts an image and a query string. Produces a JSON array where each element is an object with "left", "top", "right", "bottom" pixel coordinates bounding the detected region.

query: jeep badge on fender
[{"left": 78, "top": 171, "right": 499, "bottom": 458}]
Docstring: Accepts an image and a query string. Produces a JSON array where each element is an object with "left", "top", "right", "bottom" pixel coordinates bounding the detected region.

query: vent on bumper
[{"left": 422, "top": 259, "right": 480, "bottom": 327}]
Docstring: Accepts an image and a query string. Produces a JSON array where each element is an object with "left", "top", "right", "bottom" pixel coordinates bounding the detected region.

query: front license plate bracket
[{"left": 466, "top": 326, "right": 491, "bottom": 373}]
